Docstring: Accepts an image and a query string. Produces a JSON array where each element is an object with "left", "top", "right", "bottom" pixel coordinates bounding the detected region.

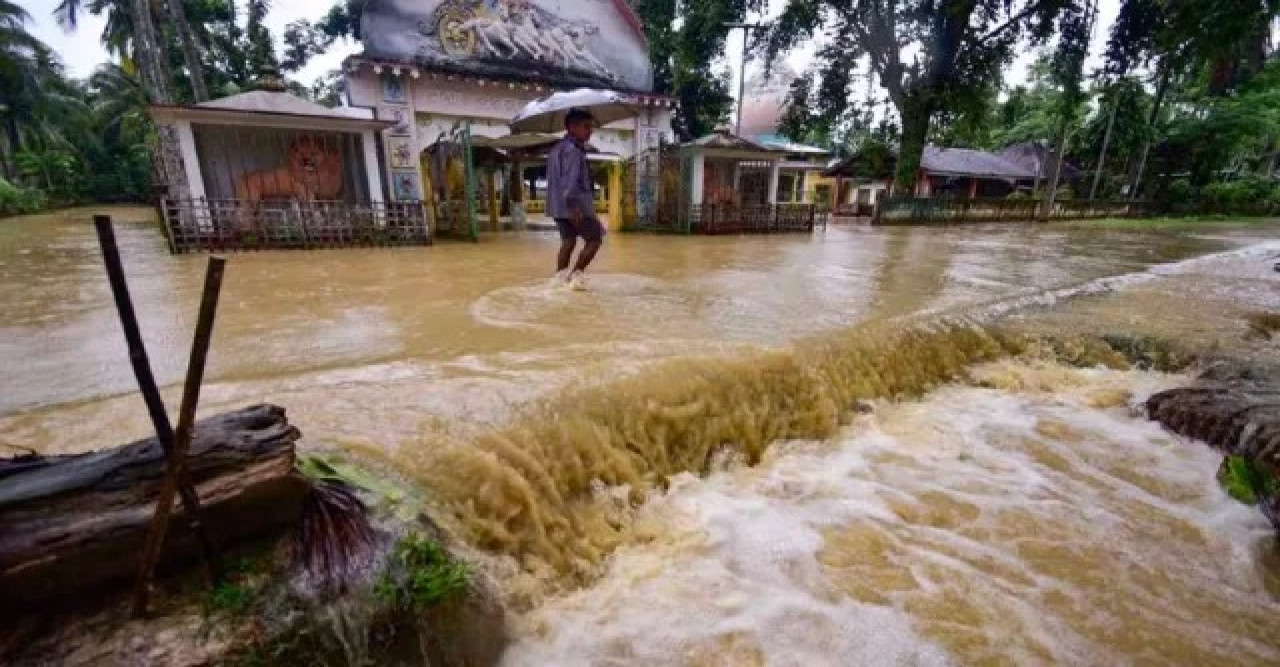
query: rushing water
[{"left": 3, "top": 207, "right": 1280, "bottom": 664}]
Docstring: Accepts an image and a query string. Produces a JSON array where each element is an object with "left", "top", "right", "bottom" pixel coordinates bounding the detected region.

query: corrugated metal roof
[
  {"left": 997, "top": 141, "right": 1082, "bottom": 180},
  {"left": 197, "top": 90, "right": 371, "bottom": 120},
  {"left": 754, "top": 134, "right": 831, "bottom": 155},
  {"left": 687, "top": 132, "right": 775, "bottom": 152},
  {"left": 921, "top": 146, "right": 1036, "bottom": 179}
]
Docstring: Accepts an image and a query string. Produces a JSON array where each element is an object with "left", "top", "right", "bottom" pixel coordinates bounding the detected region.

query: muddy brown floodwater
[{"left": 3, "top": 206, "right": 1280, "bottom": 665}]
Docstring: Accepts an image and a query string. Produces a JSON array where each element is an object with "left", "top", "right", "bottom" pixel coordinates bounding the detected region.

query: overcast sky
[
  {"left": 19, "top": 0, "right": 358, "bottom": 83},
  {"left": 20, "top": 0, "right": 1120, "bottom": 97}
]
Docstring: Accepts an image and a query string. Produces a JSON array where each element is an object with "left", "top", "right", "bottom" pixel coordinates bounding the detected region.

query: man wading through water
[{"left": 548, "top": 108, "right": 604, "bottom": 291}]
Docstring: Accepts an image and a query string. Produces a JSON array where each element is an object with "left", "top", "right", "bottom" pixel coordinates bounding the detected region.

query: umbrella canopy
[{"left": 510, "top": 88, "right": 642, "bottom": 134}]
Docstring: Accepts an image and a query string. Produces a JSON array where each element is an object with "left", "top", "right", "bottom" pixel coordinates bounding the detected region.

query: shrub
[
  {"left": 1163, "top": 178, "right": 1198, "bottom": 215},
  {"left": 0, "top": 178, "right": 48, "bottom": 217},
  {"left": 375, "top": 533, "right": 469, "bottom": 612},
  {"left": 1201, "top": 175, "right": 1275, "bottom": 215}
]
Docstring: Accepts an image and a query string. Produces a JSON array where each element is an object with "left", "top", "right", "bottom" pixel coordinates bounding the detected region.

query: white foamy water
[
  {"left": 917, "top": 240, "right": 1280, "bottom": 325},
  {"left": 503, "top": 363, "right": 1280, "bottom": 666}
]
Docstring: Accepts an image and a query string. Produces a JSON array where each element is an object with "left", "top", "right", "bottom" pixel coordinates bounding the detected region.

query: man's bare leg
[
  {"left": 557, "top": 238, "right": 577, "bottom": 273},
  {"left": 573, "top": 239, "right": 602, "bottom": 272}
]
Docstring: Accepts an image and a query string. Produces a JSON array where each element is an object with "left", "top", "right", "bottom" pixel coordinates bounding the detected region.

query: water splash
[
  {"left": 404, "top": 241, "right": 1280, "bottom": 605},
  {"left": 405, "top": 323, "right": 1028, "bottom": 602},
  {"left": 503, "top": 363, "right": 1280, "bottom": 665}
]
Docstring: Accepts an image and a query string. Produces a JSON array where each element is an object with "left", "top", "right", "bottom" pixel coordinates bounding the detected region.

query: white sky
[
  {"left": 21, "top": 0, "right": 1120, "bottom": 95},
  {"left": 19, "top": 0, "right": 359, "bottom": 83}
]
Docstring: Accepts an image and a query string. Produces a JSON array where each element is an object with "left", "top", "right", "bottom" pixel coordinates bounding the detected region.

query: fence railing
[
  {"left": 161, "top": 198, "right": 431, "bottom": 253},
  {"left": 872, "top": 197, "right": 1149, "bottom": 225},
  {"left": 623, "top": 203, "right": 828, "bottom": 235},
  {"left": 834, "top": 202, "right": 876, "bottom": 218},
  {"left": 690, "top": 203, "right": 827, "bottom": 234}
]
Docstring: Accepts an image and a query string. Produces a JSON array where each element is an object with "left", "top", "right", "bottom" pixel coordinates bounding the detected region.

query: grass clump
[
  {"left": 376, "top": 533, "right": 470, "bottom": 612},
  {"left": 203, "top": 554, "right": 273, "bottom": 617},
  {"left": 208, "top": 580, "right": 257, "bottom": 616}
]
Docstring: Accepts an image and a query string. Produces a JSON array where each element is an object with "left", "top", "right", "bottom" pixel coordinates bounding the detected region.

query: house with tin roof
[{"left": 823, "top": 142, "right": 1080, "bottom": 214}]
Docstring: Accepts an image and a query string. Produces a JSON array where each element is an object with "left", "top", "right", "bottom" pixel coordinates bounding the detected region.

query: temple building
[{"left": 343, "top": 0, "right": 677, "bottom": 232}]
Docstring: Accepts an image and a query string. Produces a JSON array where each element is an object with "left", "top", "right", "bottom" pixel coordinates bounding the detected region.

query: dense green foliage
[
  {"left": 766, "top": 0, "right": 1280, "bottom": 211},
  {"left": 0, "top": 0, "right": 153, "bottom": 211},
  {"left": 2, "top": 0, "right": 343, "bottom": 216},
  {"left": 763, "top": 0, "right": 1084, "bottom": 188}
]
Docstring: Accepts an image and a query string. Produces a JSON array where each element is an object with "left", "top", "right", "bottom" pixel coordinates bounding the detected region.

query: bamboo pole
[
  {"left": 131, "top": 255, "right": 227, "bottom": 616},
  {"left": 91, "top": 216, "right": 222, "bottom": 615}
]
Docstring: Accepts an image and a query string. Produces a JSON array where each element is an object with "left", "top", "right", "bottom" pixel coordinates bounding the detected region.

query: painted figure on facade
[
  {"left": 429, "top": 0, "right": 617, "bottom": 83},
  {"left": 235, "top": 137, "right": 344, "bottom": 205}
]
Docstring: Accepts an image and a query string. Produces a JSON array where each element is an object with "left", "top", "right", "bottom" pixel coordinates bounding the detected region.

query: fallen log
[{"left": 0, "top": 404, "right": 308, "bottom": 613}]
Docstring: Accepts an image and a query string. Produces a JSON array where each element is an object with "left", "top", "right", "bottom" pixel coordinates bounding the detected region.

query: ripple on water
[
  {"left": 470, "top": 273, "right": 687, "bottom": 335},
  {"left": 503, "top": 365, "right": 1280, "bottom": 666}
]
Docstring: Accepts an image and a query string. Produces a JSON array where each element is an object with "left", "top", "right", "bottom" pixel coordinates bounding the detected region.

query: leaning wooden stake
[
  {"left": 91, "top": 216, "right": 222, "bottom": 614},
  {"left": 131, "top": 254, "right": 228, "bottom": 616}
]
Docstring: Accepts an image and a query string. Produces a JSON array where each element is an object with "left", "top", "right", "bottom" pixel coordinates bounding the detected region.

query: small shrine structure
[{"left": 149, "top": 77, "right": 430, "bottom": 253}]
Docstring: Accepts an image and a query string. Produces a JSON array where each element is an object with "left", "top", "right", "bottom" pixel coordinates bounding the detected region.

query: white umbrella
[{"left": 510, "top": 88, "right": 643, "bottom": 134}]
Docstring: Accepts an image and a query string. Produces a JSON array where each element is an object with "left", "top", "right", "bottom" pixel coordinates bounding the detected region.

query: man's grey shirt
[{"left": 546, "top": 136, "right": 594, "bottom": 220}]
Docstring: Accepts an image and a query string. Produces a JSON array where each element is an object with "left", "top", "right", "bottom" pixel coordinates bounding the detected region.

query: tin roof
[
  {"left": 825, "top": 144, "right": 1041, "bottom": 180},
  {"left": 920, "top": 146, "right": 1036, "bottom": 179},
  {"left": 196, "top": 90, "right": 372, "bottom": 120},
  {"left": 150, "top": 90, "right": 391, "bottom": 132}
]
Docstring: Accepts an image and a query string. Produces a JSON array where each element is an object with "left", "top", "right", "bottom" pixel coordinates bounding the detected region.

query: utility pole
[{"left": 725, "top": 22, "right": 764, "bottom": 137}]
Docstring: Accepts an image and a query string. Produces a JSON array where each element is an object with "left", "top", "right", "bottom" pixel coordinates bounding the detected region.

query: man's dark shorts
[{"left": 554, "top": 216, "right": 606, "bottom": 243}]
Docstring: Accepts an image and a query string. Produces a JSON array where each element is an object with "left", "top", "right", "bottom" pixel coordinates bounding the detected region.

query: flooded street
[
  {"left": 2, "top": 208, "right": 1276, "bottom": 455},
  {"left": 3, "top": 207, "right": 1280, "bottom": 665}
]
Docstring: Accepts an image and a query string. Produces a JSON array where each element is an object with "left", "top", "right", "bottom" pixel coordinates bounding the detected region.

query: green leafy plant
[
  {"left": 1218, "top": 456, "right": 1280, "bottom": 505},
  {"left": 0, "top": 178, "right": 47, "bottom": 217},
  {"left": 376, "top": 534, "right": 469, "bottom": 612},
  {"left": 207, "top": 579, "right": 258, "bottom": 616}
]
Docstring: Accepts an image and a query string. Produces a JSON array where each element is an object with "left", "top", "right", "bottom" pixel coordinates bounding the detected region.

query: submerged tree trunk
[
  {"left": 894, "top": 98, "right": 933, "bottom": 196},
  {"left": 166, "top": 0, "right": 210, "bottom": 102},
  {"left": 0, "top": 405, "right": 307, "bottom": 611}
]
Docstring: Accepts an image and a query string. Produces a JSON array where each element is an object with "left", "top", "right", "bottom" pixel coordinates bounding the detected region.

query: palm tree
[
  {"left": 166, "top": 0, "right": 210, "bottom": 101},
  {"left": 0, "top": 1, "right": 52, "bottom": 175},
  {"left": 91, "top": 63, "right": 150, "bottom": 143},
  {"left": 54, "top": 0, "right": 173, "bottom": 103},
  {"left": 127, "top": 0, "right": 173, "bottom": 103},
  {"left": 55, "top": 0, "right": 132, "bottom": 56}
]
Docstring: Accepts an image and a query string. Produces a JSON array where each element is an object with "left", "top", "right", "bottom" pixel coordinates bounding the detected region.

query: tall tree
[
  {"left": 128, "top": 0, "right": 173, "bottom": 102},
  {"left": 764, "top": 0, "right": 1080, "bottom": 192},
  {"left": 1106, "top": 0, "right": 1280, "bottom": 196},
  {"left": 632, "top": 0, "right": 766, "bottom": 140},
  {"left": 0, "top": 1, "right": 86, "bottom": 177},
  {"left": 165, "top": 0, "right": 210, "bottom": 101},
  {"left": 1042, "top": 0, "right": 1097, "bottom": 211}
]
